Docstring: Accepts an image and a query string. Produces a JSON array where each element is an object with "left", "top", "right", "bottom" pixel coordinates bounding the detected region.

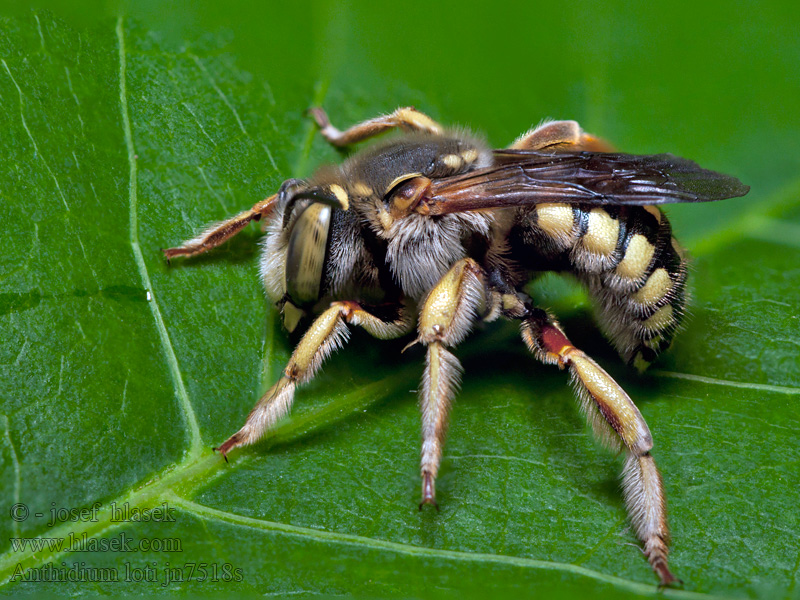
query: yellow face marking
[
  {"left": 583, "top": 209, "right": 619, "bottom": 256},
  {"left": 642, "top": 304, "right": 674, "bottom": 331},
  {"left": 643, "top": 205, "right": 662, "bottom": 222},
  {"left": 329, "top": 184, "right": 349, "bottom": 210},
  {"left": 461, "top": 148, "right": 479, "bottom": 164},
  {"left": 353, "top": 182, "right": 373, "bottom": 197},
  {"left": 442, "top": 154, "right": 463, "bottom": 170},
  {"left": 632, "top": 268, "right": 672, "bottom": 306},
  {"left": 536, "top": 204, "right": 574, "bottom": 240},
  {"left": 616, "top": 234, "right": 655, "bottom": 280}
]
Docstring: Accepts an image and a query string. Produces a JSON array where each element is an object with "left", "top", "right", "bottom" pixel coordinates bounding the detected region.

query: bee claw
[
  {"left": 419, "top": 471, "right": 439, "bottom": 511},
  {"left": 214, "top": 434, "right": 242, "bottom": 462},
  {"left": 211, "top": 446, "right": 229, "bottom": 463},
  {"left": 160, "top": 249, "right": 172, "bottom": 266}
]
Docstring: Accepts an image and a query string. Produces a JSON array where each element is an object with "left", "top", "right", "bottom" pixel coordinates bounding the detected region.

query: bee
[{"left": 163, "top": 107, "right": 749, "bottom": 585}]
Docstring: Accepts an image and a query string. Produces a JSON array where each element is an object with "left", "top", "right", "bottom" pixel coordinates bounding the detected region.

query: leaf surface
[{"left": 1, "top": 4, "right": 798, "bottom": 598}]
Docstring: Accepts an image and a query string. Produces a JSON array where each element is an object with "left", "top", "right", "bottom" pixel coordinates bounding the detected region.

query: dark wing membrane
[{"left": 420, "top": 150, "right": 749, "bottom": 215}]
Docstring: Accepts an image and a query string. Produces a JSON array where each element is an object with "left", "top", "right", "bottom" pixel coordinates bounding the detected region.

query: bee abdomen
[
  {"left": 576, "top": 205, "right": 688, "bottom": 369},
  {"left": 516, "top": 203, "right": 688, "bottom": 369}
]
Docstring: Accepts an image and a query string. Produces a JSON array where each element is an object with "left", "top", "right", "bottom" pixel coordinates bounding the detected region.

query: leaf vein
[
  {"left": 63, "top": 66, "right": 86, "bottom": 134},
  {"left": 116, "top": 17, "right": 202, "bottom": 456},
  {"left": 652, "top": 370, "right": 800, "bottom": 395},
  {"left": 189, "top": 53, "right": 247, "bottom": 136},
  {"left": 168, "top": 494, "right": 726, "bottom": 599},
  {"left": 0, "top": 370, "right": 406, "bottom": 583},
  {"left": 1, "top": 58, "right": 70, "bottom": 212},
  {"left": 197, "top": 165, "right": 228, "bottom": 213},
  {"left": 33, "top": 13, "right": 46, "bottom": 53},
  {"left": 180, "top": 101, "right": 217, "bottom": 146}
]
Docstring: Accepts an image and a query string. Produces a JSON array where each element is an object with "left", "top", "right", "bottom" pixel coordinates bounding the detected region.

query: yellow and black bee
[{"left": 163, "top": 107, "right": 749, "bottom": 585}]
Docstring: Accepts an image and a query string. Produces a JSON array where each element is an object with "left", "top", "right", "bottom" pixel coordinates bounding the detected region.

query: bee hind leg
[
  {"left": 215, "top": 301, "right": 413, "bottom": 458},
  {"left": 309, "top": 106, "right": 444, "bottom": 147},
  {"left": 516, "top": 306, "right": 678, "bottom": 586},
  {"left": 416, "top": 258, "right": 489, "bottom": 508}
]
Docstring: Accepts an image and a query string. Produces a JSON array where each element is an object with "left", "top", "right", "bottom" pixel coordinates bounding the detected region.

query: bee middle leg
[
  {"left": 215, "top": 301, "right": 413, "bottom": 458},
  {"left": 415, "top": 258, "right": 489, "bottom": 508},
  {"left": 513, "top": 304, "right": 677, "bottom": 585},
  {"left": 309, "top": 106, "right": 444, "bottom": 147}
]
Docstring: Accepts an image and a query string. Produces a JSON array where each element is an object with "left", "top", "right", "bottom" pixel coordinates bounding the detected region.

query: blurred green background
[{"left": 1, "top": 1, "right": 798, "bottom": 598}]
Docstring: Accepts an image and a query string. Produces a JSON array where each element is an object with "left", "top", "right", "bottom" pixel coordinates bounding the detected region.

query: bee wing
[{"left": 419, "top": 150, "right": 750, "bottom": 216}]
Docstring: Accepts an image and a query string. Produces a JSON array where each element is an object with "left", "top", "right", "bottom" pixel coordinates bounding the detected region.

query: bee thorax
[{"left": 386, "top": 212, "right": 492, "bottom": 301}]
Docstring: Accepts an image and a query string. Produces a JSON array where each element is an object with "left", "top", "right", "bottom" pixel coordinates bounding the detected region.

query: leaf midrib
[{"left": 117, "top": 16, "right": 202, "bottom": 456}]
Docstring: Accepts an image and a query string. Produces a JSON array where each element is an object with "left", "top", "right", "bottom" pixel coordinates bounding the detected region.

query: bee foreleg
[
  {"left": 215, "top": 301, "right": 413, "bottom": 458},
  {"left": 309, "top": 106, "right": 444, "bottom": 147},
  {"left": 162, "top": 194, "right": 278, "bottom": 260},
  {"left": 509, "top": 119, "right": 614, "bottom": 152},
  {"left": 417, "top": 258, "right": 488, "bottom": 508},
  {"left": 519, "top": 309, "right": 677, "bottom": 586}
]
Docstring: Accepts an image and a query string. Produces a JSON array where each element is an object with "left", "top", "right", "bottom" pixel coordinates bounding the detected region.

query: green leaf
[{"left": 1, "top": 3, "right": 798, "bottom": 598}]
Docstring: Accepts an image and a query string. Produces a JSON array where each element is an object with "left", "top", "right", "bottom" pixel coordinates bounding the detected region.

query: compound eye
[
  {"left": 284, "top": 202, "right": 332, "bottom": 316},
  {"left": 384, "top": 174, "right": 432, "bottom": 218}
]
